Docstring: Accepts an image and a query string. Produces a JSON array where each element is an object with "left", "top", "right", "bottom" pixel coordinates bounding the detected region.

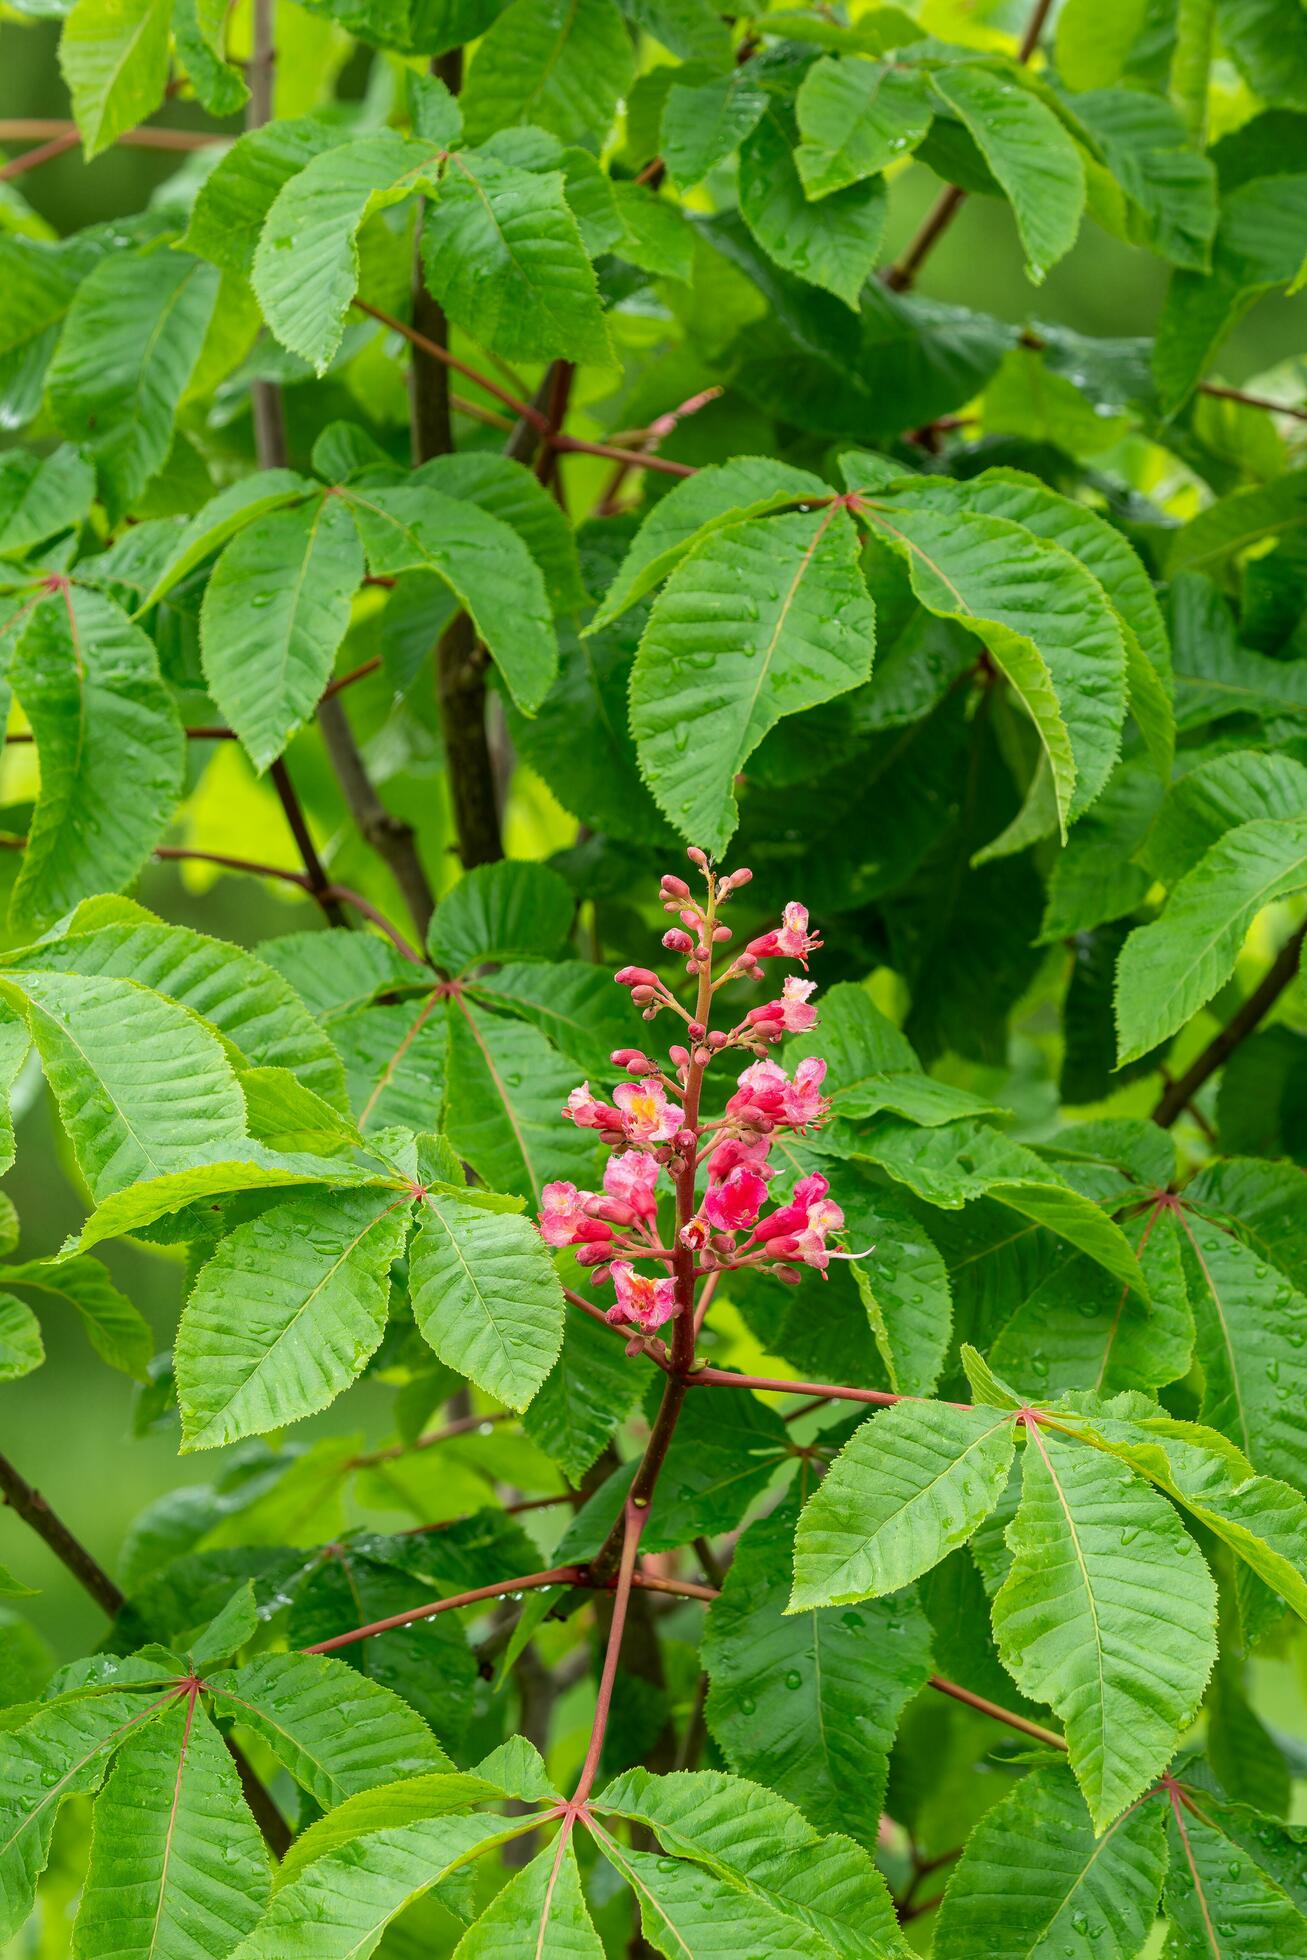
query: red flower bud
[
  {"left": 687, "top": 847, "right": 709, "bottom": 868},
  {"left": 662, "top": 928, "right": 693, "bottom": 953},
  {"left": 687, "top": 1021, "right": 706, "bottom": 1041},
  {"left": 615, "top": 965, "right": 659, "bottom": 989},
  {"left": 660, "top": 875, "right": 690, "bottom": 899},
  {"left": 632, "top": 986, "right": 656, "bottom": 1004},
  {"left": 576, "top": 1242, "right": 612, "bottom": 1266},
  {"left": 611, "top": 1047, "right": 651, "bottom": 1071},
  {"left": 669, "top": 1045, "right": 690, "bottom": 1068},
  {"left": 708, "top": 1029, "right": 729, "bottom": 1048}
]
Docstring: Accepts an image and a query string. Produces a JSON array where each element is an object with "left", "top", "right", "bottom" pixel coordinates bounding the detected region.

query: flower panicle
[{"left": 537, "top": 851, "right": 857, "bottom": 1330}]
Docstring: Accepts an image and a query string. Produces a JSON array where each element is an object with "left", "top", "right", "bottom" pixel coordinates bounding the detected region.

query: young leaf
[
  {"left": 991, "top": 1427, "right": 1218, "bottom": 1827},
  {"left": 175, "top": 1187, "right": 413, "bottom": 1450},
  {"left": 933, "top": 1761, "right": 1168, "bottom": 1957},
  {"left": 200, "top": 495, "right": 364, "bottom": 772},
  {"left": 0, "top": 1296, "right": 43, "bottom": 1381},
  {"left": 630, "top": 505, "right": 875, "bottom": 853},
  {"left": 702, "top": 1500, "right": 931, "bottom": 1850},
  {"left": 408, "top": 1187, "right": 565, "bottom": 1409},
  {"left": 790, "top": 1401, "right": 1018, "bottom": 1609},
  {"left": 7, "top": 587, "right": 184, "bottom": 933}
]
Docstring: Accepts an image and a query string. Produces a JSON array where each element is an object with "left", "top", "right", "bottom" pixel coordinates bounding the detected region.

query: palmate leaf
[
  {"left": 331, "top": 993, "right": 447, "bottom": 1135},
  {"left": 207, "top": 1653, "right": 448, "bottom": 1810},
  {"left": 408, "top": 1186, "right": 564, "bottom": 1409},
  {"left": 790, "top": 1401, "right": 1018, "bottom": 1610},
  {"left": 14, "top": 898, "right": 348, "bottom": 1111},
  {"left": 348, "top": 483, "right": 556, "bottom": 714},
  {"left": 455, "top": 1837, "right": 603, "bottom": 1956},
  {"left": 0, "top": 1683, "right": 178, "bottom": 1943},
  {"left": 594, "top": 1767, "right": 906, "bottom": 1958},
  {"left": 589, "top": 1826, "right": 834, "bottom": 1960},
  {"left": 991, "top": 1427, "right": 1218, "bottom": 1827},
  {"left": 175, "top": 1185, "right": 412, "bottom": 1450},
  {"left": 702, "top": 1500, "right": 931, "bottom": 1851},
  {"left": 229, "top": 1813, "right": 534, "bottom": 1960},
  {"left": 46, "top": 246, "right": 218, "bottom": 520},
  {"left": 409, "top": 453, "right": 587, "bottom": 615},
  {"left": 420, "top": 150, "right": 613, "bottom": 367},
  {"left": 428, "top": 859, "right": 574, "bottom": 973},
  {"left": 629, "top": 504, "right": 875, "bottom": 853},
  {"left": 1164, "top": 1787, "right": 1307, "bottom": 1955},
  {"left": 1116, "top": 816, "right": 1307, "bottom": 1063},
  {"left": 0, "top": 1294, "right": 42, "bottom": 1380},
  {"left": 74, "top": 1694, "right": 269, "bottom": 1960},
  {"left": 200, "top": 494, "right": 364, "bottom": 772},
  {"left": 933, "top": 1761, "right": 1168, "bottom": 1958},
  {"left": 443, "top": 997, "right": 597, "bottom": 1203},
  {"left": 470, "top": 961, "right": 640, "bottom": 1078},
  {"left": 6, "top": 587, "right": 184, "bottom": 932},
  {"left": 0, "top": 970, "right": 249, "bottom": 1201}
]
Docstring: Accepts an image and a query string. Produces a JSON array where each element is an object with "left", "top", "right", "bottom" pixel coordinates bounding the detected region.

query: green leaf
[
  {"left": 470, "top": 960, "right": 639, "bottom": 1077},
  {"left": 933, "top": 1760, "right": 1168, "bottom": 1957},
  {"left": 208, "top": 1652, "right": 447, "bottom": 1809},
  {"left": 408, "top": 1186, "right": 564, "bottom": 1409},
  {"left": 428, "top": 860, "right": 574, "bottom": 973},
  {"left": 455, "top": 1837, "right": 603, "bottom": 1955},
  {"left": 853, "top": 481, "right": 1130, "bottom": 829},
  {"left": 0, "top": 1296, "right": 42, "bottom": 1381},
  {"left": 1075, "top": 87, "right": 1217, "bottom": 272},
  {"left": 1116, "top": 816, "right": 1307, "bottom": 1063},
  {"left": 15, "top": 898, "right": 347, "bottom": 1111},
  {"left": 0, "top": 970, "right": 248, "bottom": 1201},
  {"left": 274, "top": 1770, "right": 506, "bottom": 1885},
  {"left": 0, "top": 445, "right": 95, "bottom": 559},
  {"left": 522, "top": 1305, "right": 645, "bottom": 1482},
  {"left": 175, "top": 1187, "right": 411, "bottom": 1449},
  {"left": 794, "top": 57, "right": 934, "bottom": 198},
  {"left": 0, "top": 1685, "right": 173, "bottom": 1942},
  {"left": 929, "top": 66, "right": 1085, "bottom": 282},
  {"left": 1056, "top": 0, "right": 1148, "bottom": 89},
  {"left": 0, "top": 1255, "right": 151, "bottom": 1380},
  {"left": 1141, "top": 752, "right": 1307, "bottom": 888},
  {"left": 182, "top": 118, "right": 356, "bottom": 281},
  {"left": 330, "top": 993, "right": 447, "bottom": 1135},
  {"left": 630, "top": 504, "right": 875, "bottom": 853},
  {"left": 590, "top": 457, "right": 830, "bottom": 632},
  {"left": 252, "top": 132, "right": 439, "bottom": 373},
  {"left": 46, "top": 247, "right": 218, "bottom": 520},
  {"left": 200, "top": 495, "right": 364, "bottom": 772},
  {"left": 739, "top": 111, "right": 887, "bottom": 310},
  {"left": 790, "top": 1401, "right": 1018, "bottom": 1609},
  {"left": 349, "top": 484, "right": 556, "bottom": 714},
  {"left": 595, "top": 1766, "right": 906, "bottom": 1958},
  {"left": 443, "top": 998, "right": 597, "bottom": 1204},
  {"left": 189, "top": 1582, "right": 259, "bottom": 1669},
  {"left": 1173, "top": 1208, "right": 1307, "bottom": 1488},
  {"left": 461, "top": 0, "right": 634, "bottom": 148},
  {"left": 1163, "top": 1785, "right": 1307, "bottom": 1954},
  {"left": 73, "top": 1697, "right": 268, "bottom": 1959},
  {"left": 991, "top": 1427, "right": 1217, "bottom": 1826},
  {"left": 58, "top": 0, "right": 170, "bottom": 157},
  {"left": 702, "top": 1499, "right": 931, "bottom": 1850},
  {"left": 661, "top": 65, "right": 767, "bottom": 190},
  {"left": 420, "top": 151, "right": 613, "bottom": 368},
  {"left": 639, "top": 1388, "right": 791, "bottom": 1554},
  {"left": 1214, "top": 0, "right": 1307, "bottom": 111},
  {"left": 229, "top": 1814, "right": 530, "bottom": 1959},
  {"left": 409, "top": 453, "right": 586, "bottom": 615},
  {"left": 588, "top": 1823, "right": 840, "bottom": 1959}
]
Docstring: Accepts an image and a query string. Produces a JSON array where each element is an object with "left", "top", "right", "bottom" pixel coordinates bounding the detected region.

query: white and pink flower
[
  {"left": 702, "top": 1165, "right": 769, "bottom": 1234},
  {"left": 562, "top": 1082, "right": 619, "bottom": 1131},
  {"left": 613, "top": 1078, "right": 684, "bottom": 1144},
  {"left": 746, "top": 975, "right": 819, "bottom": 1036},
  {"left": 607, "top": 1261, "right": 679, "bottom": 1333},
  {"left": 538, "top": 1181, "right": 614, "bottom": 1248},
  {"left": 603, "top": 1151, "right": 661, "bottom": 1218},
  {"left": 747, "top": 901, "right": 822, "bottom": 969}
]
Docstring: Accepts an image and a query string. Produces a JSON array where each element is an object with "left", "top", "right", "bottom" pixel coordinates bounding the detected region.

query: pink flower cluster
[{"left": 537, "top": 857, "right": 852, "bottom": 1337}]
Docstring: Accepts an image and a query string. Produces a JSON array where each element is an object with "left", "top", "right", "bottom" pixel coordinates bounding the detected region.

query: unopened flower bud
[
  {"left": 660, "top": 875, "right": 691, "bottom": 900},
  {"left": 679, "top": 908, "right": 698, "bottom": 929},
  {"left": 631, "top": 985, "right": 656, "bottom": 1005},
  {"left": 576, "top": 1243, "right": 611, "bottom": 1266},
  {"left": 669, "top": 1045, "right": 690, "bottom": 1068},
  {"left": 712, "top": 924, "right": 732, "bottom": 942},
  {"left": 687, "top": 1021, "right": 705, "bottom": 1041},
  {"left": 687, "top": 847, "right": 709, "bottom": 868},
  {"left": 642, "top": 1006, "right": 658, "bottom": 1021},
  {"left": 663, "top": 928, "right": 693, "bottom": 953},
  {"left": 674, "top": 1128, "right": 696, "bottom": 1153},
  {"left": 694, "top": 1046, "right": 712, "bottom": 1066},
  {"left": 727, "top": 867, "right": 753, "bottom": 888},
  {"left": 615, "top": 965, "right": 659, "bottom": 990},
  {"left": 776, "top": 1266, "right": 802, "bottom": 1285},
  {"left": 611, "top": 1047, "right": 651, "bottom": 1071}
]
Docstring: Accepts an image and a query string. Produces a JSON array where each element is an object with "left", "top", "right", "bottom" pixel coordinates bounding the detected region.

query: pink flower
[
  {"left": 746, "top": 901, "right": 822, "bottom": 969},
  {"left": 782, "top": 1057, "right": 829, "bottom": 1129},
  {"left": 538, "top": 1182, "right": 613, "bottom": 1248},
  {"left": 613, "top": 1078, "right": 683, "bottom": 1144},
  {"left": 563, "top": 1082, "right": 619, "bottom": 1131},
  {"left": 751, "top": 1172, "right": 832, "bottom": 1245},
  {"left": 726, "top": 1058, "right": 789, "bottom": 1123},
  {"left": 703, "top": 1165, "right": 769, "bottom": 1233},
  {"left": 603, "top": 1151, "right": 661, "bottom": 1218},
  {"left": 706, "top": 1134, "right": 774, "bottom": 1183},
  {"left": 747, "top": 976, "right": 819, "bottom": 1035},
  {"left": 793, "top": 1195, "right": 845, "bottom": 1270},
  {"left": 608, "top": 1260, "right": 679, "bottom": 1332}
]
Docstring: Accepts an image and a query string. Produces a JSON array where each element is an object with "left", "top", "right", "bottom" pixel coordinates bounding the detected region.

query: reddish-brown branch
[
  {"left": 349, "top": 1407, "right": 511, "bottom": 1467},
  {"left": 688, "top": 1366, "right": 902, "bottom": 1407},
  {"left": 0, "top": 129, "right": 80, "bottom": 181},
  {"left": 927, "top": 1674, "right": 1065, "bottom": 1750},
  {"left": 6, "top": 656, "right": 381, "bottom": 748},
  {"left": 355, "top": 300, "right": 550, "bottom": 430},
  {"left": 0, "top": 118, "right": 221, "bottom": 154},
  {"left": 300, "top": 1568, "right": 586, "bottom": 1653},
  {"left": 571, "top": 1497, "right": 648, "bottom": 1808}
]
